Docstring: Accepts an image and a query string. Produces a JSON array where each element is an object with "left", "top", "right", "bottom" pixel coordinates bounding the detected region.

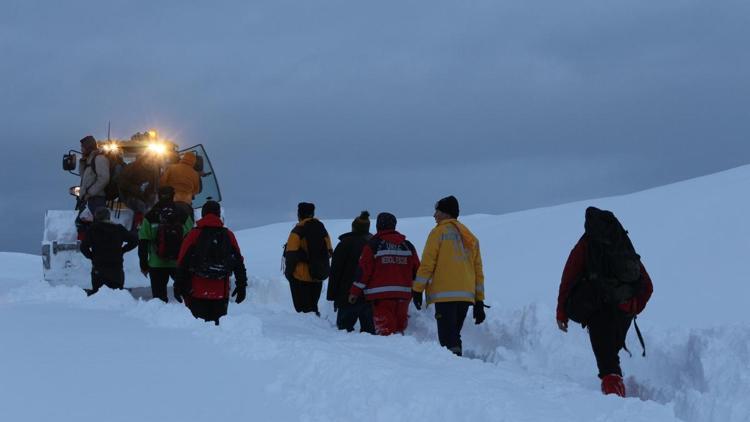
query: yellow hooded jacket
[
  {"left": 413, "top": 219, "right": 485, "bottom": 304},
  {"left": 160, "top": 152, "right": 200, "bottom": 204},
  {"left": 284, "top": 218, "right": 333, "bottom": 282}
]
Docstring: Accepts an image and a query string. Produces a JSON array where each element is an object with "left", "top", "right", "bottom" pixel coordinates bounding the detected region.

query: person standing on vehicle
[
  {"left": 118, "top": 153, "right": 159, "bottom": 228},
  {"left": 138, "top": 186, "right": 192, "bottom": 302},
  {"left": 160, "top": 151, "right": 201, "bottom": 221},
  {"left": 327, "top": 211, "right": 375, "bottom": 333},
  {"left": 283, "top": 202, "right": 333, "bottom": 315},
  {"left": 349, "top": 212, "right": 420, "bottom": 335},
  {"left": 80, "top": 207, "right": 138, "bottom": 296},
  {"left": 78, "top": 135, "right": 110, "bottom": 214},
  {"left": 175, "top": 201, "right": 248, "bottom": 325},
  {"left": 556, "top": 207, "right": 653, "bottom": 397},
  {"left": 412, "top": 196, "right": 487, "bottom": 356}
]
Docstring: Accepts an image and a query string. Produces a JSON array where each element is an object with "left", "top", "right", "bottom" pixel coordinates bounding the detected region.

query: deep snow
[{"left": 3, "top": 165, "right": 750, "bottom": 422}]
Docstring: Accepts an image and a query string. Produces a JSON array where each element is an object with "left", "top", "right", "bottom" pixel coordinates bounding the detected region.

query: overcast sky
[{"left": 2, "top": 0, "right": 749, "bottom": 254}]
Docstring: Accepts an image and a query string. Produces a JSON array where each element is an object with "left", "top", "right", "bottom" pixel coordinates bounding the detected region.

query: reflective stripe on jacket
[{"left": 351, "top": 230, "right": 420, "bottom": 301}]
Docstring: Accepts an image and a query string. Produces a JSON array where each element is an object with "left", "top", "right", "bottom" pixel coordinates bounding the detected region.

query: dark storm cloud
[{"left": 1, "top": 0, "right": 749, "bottom": 253}]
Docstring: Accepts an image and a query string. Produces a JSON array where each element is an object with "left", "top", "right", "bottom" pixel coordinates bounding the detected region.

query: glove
[
  {"left": 348, "top": 293, "right": 358, "bottom": 305},
  {"left": 473, "top": 301, "right": 487, "bottom": 325},
  {"left": 412, "top": 290, "right": 423, "bottom": 310},
  {"left": 232, "top": 285, "right": 247, "bottom": 304},
  {"left": 139, "top": 261, "right": 149, "bottom": 276}
]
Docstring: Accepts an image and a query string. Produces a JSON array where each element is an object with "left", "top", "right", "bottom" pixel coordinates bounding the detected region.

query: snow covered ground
[{"left": 3, "top": 165, "right": 750, "bottom": 421}]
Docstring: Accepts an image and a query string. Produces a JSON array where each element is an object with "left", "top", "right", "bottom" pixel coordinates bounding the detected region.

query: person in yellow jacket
[
  {"left": 412, "top": 195, "right": 487, "bottom": 356},
  {"left": 283, "top": 202, "right": 333, "bottom": 315},
  {"left": 159, "top": 151, "right": 201, "bottom": 220}
]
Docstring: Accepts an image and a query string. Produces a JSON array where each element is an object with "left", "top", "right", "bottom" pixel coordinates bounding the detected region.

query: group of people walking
[{"left": 75, "top": 136, "right": 654, "bottom": 398}]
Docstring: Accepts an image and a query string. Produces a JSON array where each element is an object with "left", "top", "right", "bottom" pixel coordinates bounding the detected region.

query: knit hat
[
  {"left": 202, "top": 200, "right": 221, "bottom": 217},
  {"left": 94, "top": 207, "right": 110, "bottom": 222},
  {"left": 298, "top": 202, "right": 315, "bottom": 219},
  {"left": 376, "top": 212, "right": 397, "bottom": 232},
  {"left": 80, "top": 135, "right": 97, "bottom": 151},
  {"left": 157, "top": 186, "right": 175, "bottom": 202},
  {"left": 435, "top": 195, "right": 460, "bottom": 218},
  {"left": 352, "top": 211, "right": 370, "bottom": 234}
]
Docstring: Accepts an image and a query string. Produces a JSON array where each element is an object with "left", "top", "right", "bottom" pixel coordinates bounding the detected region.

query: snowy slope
[{"left": 3, "top": 165, "right": 750, "bottom": 422}]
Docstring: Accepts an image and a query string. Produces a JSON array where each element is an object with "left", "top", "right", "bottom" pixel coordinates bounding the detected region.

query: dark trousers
[
  {"left": 86, "top": 196, "right": 107, "bottom": 214},
  {"left": 336, "top": 301, "right": 375, "bottom": 334},
  {"left": 188, "top": 298, "right": 229, "bottom": 325},
  {"left": 587, "top": 307, "right": 633, "bottom": 378},
  {"left": 434, "top": 302, "right": 470, "bottom": 356},
  {"left": 90, "top": 266, "right": 124, "bottom": 294},
  {"left": 289, "top": 279, "right": 322, "bottom": 314},
  {"left": 149, "top": 267, "right": 177, "bottom": 302}
]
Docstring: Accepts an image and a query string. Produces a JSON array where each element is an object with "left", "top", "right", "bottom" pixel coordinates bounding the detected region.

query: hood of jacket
[
  {"left": 439, "top": 219, "right": 478, "bottom": 251},
  {"left": 180, "top": 152, "right": 197, "bottom": 167},
  {"left": 338, "top": 231, "right": 371, "bottom": 241},
  {"left": 373, "top": 229, "right": 406, "bottom": 244},
  {"left": 196, "top": 213, "right": 224, "bottom": 228}
]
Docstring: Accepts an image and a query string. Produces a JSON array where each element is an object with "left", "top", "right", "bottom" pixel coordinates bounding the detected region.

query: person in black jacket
[
  {"left": 327, "top": 211, "right": 375, "bottom": 333},
  {"left": 80, "top": 207, "right": 138, "bottom": 296}
]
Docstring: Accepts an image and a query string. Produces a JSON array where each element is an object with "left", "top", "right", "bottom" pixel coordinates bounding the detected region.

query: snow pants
[
  {"left": 90, "top": 266, "right": 124, "bottom": 293},
  {"left": 587, "top": 306, "right": 633, "bottom": 378},
  {"left": 188, "top": 298, "right": 229, "bottom": 325},
  {"left": 434, "top": 302, "right": 470, "bottom": 356},
  {"left": 149, "top": 267, "right": 177, "bottom": 303},
  {"left": 372, "top": 299, "right": 409, "bottom": 335},
  {"left": 289, "top": 279, "right": 322, "bottom": 314},
  {"left": 336, "top": 301, "right": 375, "bottom": 334}
]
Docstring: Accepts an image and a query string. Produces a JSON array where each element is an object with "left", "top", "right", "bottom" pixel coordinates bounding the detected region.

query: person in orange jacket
[{"left": 160, "top": 151, "right": 200, "bottom": 220}]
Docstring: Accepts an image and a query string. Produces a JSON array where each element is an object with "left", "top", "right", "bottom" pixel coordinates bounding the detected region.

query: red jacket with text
[
  {"left": 556, "top": 236, "right": 653, "bottom": 322},
  {"left": 350, "top": 230, "right": 420, "bottom": 301}
]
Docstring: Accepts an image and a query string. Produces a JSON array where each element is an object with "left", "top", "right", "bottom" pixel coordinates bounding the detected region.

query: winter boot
[
  {"left": 601, "top": 374, "right": 626, "bottom": 397},
  {"left": 448, "top": 345, "right": 462, "bottom": 356}
]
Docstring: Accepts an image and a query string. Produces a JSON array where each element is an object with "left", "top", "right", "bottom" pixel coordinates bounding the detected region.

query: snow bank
[{"left": 3, "top": 165, "right": 750, "bottom": 421}]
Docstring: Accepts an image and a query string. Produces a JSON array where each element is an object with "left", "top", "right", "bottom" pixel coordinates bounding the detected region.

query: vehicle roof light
[{"left": 146, "top": 142, "right": 168, "bottom": 155}]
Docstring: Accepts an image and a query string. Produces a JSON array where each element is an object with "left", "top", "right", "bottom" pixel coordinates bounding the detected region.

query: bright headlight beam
[{"left": 146, "top": 143, "right": 168, "bottom": 155}]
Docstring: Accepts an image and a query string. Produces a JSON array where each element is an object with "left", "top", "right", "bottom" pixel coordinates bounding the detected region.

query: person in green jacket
[{"left": 138, "top": 186, "right": 193, "bottom": 302}]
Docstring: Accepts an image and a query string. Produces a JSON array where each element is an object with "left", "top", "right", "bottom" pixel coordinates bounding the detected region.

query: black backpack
[
  {"left": 567, "top": 207, "right": 642, "bottom": 324},
  {"left": 155, "top": 206, "right": 184, "bottom": 260},
  {"left": 188, "top": 227, "right": 236, "bottom": 279},
  {"left": 295, "top": 219, "right": 331, "bottom": 281}
]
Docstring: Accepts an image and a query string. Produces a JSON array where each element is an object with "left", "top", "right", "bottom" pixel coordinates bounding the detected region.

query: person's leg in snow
[
  {"left": 148, "top": 267, "right": 174, "bottom": 302},
  {"left": 373, "top": 300, "right": 397, "bottom": 335},
  {"left": 289, "top": 279, "right": 322, "bottom": 314},
  {"left": 587, "top": 306, "right": 633, "bottom": 396},
  {"left": 87, "top": 266, "right": 124, "bottom": 295},
  {"left": 435, "top": 302, "right": 470, "bottom": 355},
  {"left": 189, "top": 298, "right": 229, "bottom": 325}
]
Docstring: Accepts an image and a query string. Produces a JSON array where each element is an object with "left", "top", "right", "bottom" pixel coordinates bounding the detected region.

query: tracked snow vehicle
[{"left": 42, "top": 130, "right": 222, "bottom": 287}]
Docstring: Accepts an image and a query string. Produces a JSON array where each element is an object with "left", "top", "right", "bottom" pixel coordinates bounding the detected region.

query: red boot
[{"left": 601, "top": 374, "right": 626, "bottom": 397}]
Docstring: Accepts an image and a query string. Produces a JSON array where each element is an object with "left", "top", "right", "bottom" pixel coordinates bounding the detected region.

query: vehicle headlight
[
  {"left": 146, "top": 142, "right": 168, "bottom": 155},
  {"left": 102, "top": 143, "right": 120, "bottom": 153}
]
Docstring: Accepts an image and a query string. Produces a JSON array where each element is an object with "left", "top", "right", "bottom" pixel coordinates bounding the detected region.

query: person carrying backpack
[
  {"left": 349, "top": 213, "right": 420, "bottom": 335},
  {"left": 118, "top": 153, "right": 159, "bottom": 228},
  {"left": 80, "top": 207, "right": 138, "bottom": 296},
  {"left": 556, "top": 207, "right": 654, "bottom": 397},
  {"left": 174, "top": 201, "right": 248, "bottom": 325},
  {"left": 138, "top": 186, "right": 192, "bottom": 302},
  {"left": 283, "top": 202, "right": 333, "bottom": 315},
  {"left": 78, "top": 136, "right": 110, "bottom": 214},
  {"left": 327, "top": 211, "right": 375, "bottom": 333},
  {"left": 412, "top": 196, "right": 486, "bottom": 356},
  {"left": 159, "top": 151, "right": 201, "bottom": 220}
]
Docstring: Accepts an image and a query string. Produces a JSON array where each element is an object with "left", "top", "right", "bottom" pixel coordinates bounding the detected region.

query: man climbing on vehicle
[
  {"left": 175, "top": 200, "right": 247, "bottom": 325},
  {"left": 80, "top": 207, "right": 138, "bottom": 296},
  {"left": 160, "top": 151, "right": 201, "bottom": 222},
  {"left": 283, "top": 202, "right": 333, "bottom": 315},
  {"left": 413, "top": 195, "right": 487, "bottom": 356},
  {"left": 78, "top": 135, "right": 110, "bottom": 214},
  {"left": 556, "top": 206, "right": 653, "bottom": 397},
  {"left": 138, "top": 186, "right": 192, "bottom": 302},
  {"left": 118, "top": 152, "right": 159, "bottom": 229},
  {"left": 349, "top": 212, "right": 419, "bottom": 335}
]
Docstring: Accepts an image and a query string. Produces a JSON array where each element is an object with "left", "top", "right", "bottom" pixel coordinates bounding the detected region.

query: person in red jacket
[
  {"left": 348, "top": 212, "right": 420, "bottom": 335},
  {"left": 175, "top": 201, "right": 248, "bottom": 325},
  {"left": 556, "top": 207, "right": 653, "bottom": 397}
]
